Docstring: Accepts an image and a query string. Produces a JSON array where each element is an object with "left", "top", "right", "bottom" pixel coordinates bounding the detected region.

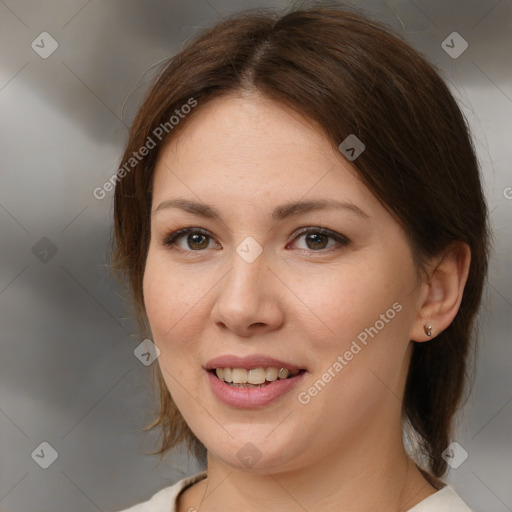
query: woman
[{"left": 112, "top": 2, "right": 489, "bottom": 511}]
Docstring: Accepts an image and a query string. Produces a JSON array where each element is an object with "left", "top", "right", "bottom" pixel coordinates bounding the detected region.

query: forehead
[
  {"left": 161, "top": 93, "right": 334, "bottom": 169},
  {"left": 152, "top": 93, "right": 373, "bottom": 208}
]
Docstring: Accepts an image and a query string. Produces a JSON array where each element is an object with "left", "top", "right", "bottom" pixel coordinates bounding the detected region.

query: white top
[{"left": 114, "top": 470, "right": 472, "bottom": 511}]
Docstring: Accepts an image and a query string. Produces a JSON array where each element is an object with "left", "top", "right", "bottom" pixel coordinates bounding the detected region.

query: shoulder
[
  {"left": 408, "top": 484, "right": 472, "bottom": 511},
  {"left": 113, "top": 471, "right": 207, "bottom": 512}
]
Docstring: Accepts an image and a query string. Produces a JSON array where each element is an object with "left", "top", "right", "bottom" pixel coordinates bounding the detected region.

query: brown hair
[{"left": 112, "top": 1, "right": 490, "bottom": 479}]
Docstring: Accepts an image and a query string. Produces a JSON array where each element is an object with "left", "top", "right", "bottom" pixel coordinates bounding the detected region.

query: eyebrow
[{"left": 153, "top": 198, "right": 370, "bottom": 221}]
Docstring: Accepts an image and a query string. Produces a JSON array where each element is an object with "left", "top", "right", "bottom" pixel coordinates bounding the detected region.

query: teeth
[
  {"left": 213, "top": 367, "right": 300, "bottom": 385},
  {"left": 278, "top": 368, "right": 289, "bottom": 379},
  {"left": 232, "top": 368, "right": 248, "bottom": 384},
  {"left": 266, "top": 367, "right": 279, "bottom": 382},
  {"left": 248, "top": 367, "right": 266, "bottom": 385}
]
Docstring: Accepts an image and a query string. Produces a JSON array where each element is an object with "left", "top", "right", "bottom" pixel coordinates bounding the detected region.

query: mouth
[
  {"left": 204, "top": 354, "right": 308, "bottom": 407},
  {"left": 204, "top": 354, "right": 308, "bottom": 387},
  {"left": 207, "top": 367, "right": 307, "bottom": 388}
]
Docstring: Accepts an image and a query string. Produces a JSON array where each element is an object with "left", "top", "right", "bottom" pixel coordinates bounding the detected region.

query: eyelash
[{"left": 161, "top": 227, "right": 350, "bottom": 255}]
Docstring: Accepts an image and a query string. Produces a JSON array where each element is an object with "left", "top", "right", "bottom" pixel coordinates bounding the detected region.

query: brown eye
[
  {"left": 163, "top": 228, "right": 217, "bottom": 251},
  {"left": 305, "top": 232, "right": 329, "bottom": 250},
  {"left": 290, "top": 228, "right": 349, "bottom": 252},
  {"left": 186, "top": 233, "right": 210, "bottom": 250}
]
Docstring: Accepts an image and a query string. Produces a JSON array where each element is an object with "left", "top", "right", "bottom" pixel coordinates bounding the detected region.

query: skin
[{"left": 143, "top": 92, "right": 471, "bottom": 512}]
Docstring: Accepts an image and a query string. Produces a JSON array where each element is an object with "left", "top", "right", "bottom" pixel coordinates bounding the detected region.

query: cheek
[
  {"left": 290, "top": 256, "right": 414, "bottom": 354},
  {"left": 316, "top": 259, "right": 417, "bottom": 386},
  {"left": 142, "top": 252, "right": 207, "bottom": 408},
  {"left": 142, "top": 252, "right": 204, "bottom": 358}
]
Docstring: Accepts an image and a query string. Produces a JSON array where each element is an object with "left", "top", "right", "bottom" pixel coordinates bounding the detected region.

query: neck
[{"left": 186, "top": 425, "right": 437, "bottom": 512}]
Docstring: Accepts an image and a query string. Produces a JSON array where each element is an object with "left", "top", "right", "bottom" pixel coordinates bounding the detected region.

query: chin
[{"left": 203, "top": 432, "right": 306, "bottom": 474}]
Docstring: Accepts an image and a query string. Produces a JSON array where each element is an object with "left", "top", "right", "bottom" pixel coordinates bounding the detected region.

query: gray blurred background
[{"left": 0, "top": 1, "right": 510, "bottom": 511}]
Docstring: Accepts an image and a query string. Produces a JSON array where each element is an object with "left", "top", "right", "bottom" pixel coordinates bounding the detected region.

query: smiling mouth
[{"left": 209, "top": 367, "right": 306, "bottom": 388}]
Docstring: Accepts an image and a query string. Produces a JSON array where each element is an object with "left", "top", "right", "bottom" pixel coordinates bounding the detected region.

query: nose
[{"left": 210, "top": 248, "right": 285, "bottom": 337}]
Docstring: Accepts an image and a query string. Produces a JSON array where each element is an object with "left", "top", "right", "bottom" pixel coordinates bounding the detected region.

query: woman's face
[{"left": 143, "top": 93, "right": 426, "bottom": 472}]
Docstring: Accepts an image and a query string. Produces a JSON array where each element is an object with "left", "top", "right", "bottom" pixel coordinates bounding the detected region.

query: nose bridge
[
  {"left": 212, "top": 237, "right": 282, "bottom": 333},
  {"left": 223, "top": 240, "right": 267, "bottom": 300}
]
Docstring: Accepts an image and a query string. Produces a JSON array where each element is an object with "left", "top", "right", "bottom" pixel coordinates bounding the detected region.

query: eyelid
[
  {"left": 287, "top": 226, "right": 350, "bottom": 253},
  {"left": 162, "top": 226, "right": 350, "bottom": 253},
  {"left": 290, "top": 226, "right": 349, "bottom": 244},
  {"left": 162, "top": 227, "right": 215, "bottom": 247}
]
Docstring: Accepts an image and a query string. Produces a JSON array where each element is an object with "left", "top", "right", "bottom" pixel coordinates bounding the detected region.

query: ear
[{"left": 410, "top": 242, "right": 471, "bottom": 342}]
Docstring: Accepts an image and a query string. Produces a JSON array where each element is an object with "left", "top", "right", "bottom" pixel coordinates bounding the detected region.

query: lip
[
  {"left": 206, "top": 369, "right": 306, "bottom": 408},
  {"left": 204, "top": 354, "right": 307, "bottom": 408},
  {"left": 204, "top": 354, "right": 304, "bottom": 372}
]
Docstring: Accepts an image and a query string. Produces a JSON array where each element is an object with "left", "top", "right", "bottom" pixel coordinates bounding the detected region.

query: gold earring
[{"left": 424, "top": 324, "right": 432, "bottom": 337}]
